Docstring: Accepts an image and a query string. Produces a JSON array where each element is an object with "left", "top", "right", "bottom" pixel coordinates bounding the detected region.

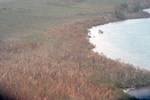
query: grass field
[
  {"left": 0, "top": 0, "right": 144, "bottom": 43},
  {"left": 1, "top": 0, "right": 150, "bottom": 99}
]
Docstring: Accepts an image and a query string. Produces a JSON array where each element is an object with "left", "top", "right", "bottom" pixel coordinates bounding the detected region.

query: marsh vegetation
[{"left": 0, "top": 0, "right": 150, "bottom": 99}]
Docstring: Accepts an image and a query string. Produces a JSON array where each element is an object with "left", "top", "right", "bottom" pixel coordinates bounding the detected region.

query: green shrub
[
  {"left": 133, "top": 2, "right": 141, "bottom": 12},
  {"left": 120, "top": 3, "right": 128, "bottom": 10},
  {"left": 114, "top": 10, "right": 125, "bottom": 20}
]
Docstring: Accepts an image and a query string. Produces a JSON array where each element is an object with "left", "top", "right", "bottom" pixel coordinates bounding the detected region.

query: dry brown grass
[{"left": 0, "top": 0, "right": 150, "bottom": 100}]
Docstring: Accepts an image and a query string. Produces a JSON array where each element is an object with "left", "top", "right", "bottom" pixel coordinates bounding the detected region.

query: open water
[
  {"left": 88, "top": 9, "right": 150, "bottom": 99},
  {"left": 88, "top": 9, "right": 150, "bottom": 70}
]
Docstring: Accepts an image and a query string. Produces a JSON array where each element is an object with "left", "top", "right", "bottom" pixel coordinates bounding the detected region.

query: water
[
  {"left": 88, "top": 9, "right": 150, "bottom": 70},
  {"left": 127, "top": 88, "right": 150, "bottom": 99},
  {"left": 88, "top": 9, "right": 150, "bottom": 99}
]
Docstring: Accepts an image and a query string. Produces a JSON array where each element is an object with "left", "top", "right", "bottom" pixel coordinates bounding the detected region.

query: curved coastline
[
  {"left": 88, "top": 8, "right": 150, "bottom": 69},
  {"left": 1, "top": 0, "right": 150, "bottom": 99},
  {"left": 88, "top": 8, "right": 150, "bottom": 99}
]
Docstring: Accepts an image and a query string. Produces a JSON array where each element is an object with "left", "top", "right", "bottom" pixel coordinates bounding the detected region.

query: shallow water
[{"left": 88, "top": 9, "right": 150, "bottom": 70}]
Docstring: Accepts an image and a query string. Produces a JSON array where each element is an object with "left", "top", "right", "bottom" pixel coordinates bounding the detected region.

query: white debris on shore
[{"left": 123, "top": 88, "right": 135, "bottom": 93}]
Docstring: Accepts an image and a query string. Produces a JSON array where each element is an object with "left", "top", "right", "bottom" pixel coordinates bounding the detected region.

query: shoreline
[
  {"left": 86, "top": 8, "right": 150, "bottom": 91},
  {"left": 123, "top": 88, "right": 135, "bottom": 93},
  {"left": 88, "top": 16, "right": 150, "bottom": 69},
  {"left": 1, "top": 1, "right": 150, "bottom": 99},
  {"left": 87, "top": 8, "right": 150, "bottom": 29},
  {"left": 126, "top": 87, "right": 150, "bottom": 99},
  {"left": 89, "top": 8, "right": 150, "bottom": 64},
  {"left": 123, "top": 86, "right": 150, "bottom": 93}
]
